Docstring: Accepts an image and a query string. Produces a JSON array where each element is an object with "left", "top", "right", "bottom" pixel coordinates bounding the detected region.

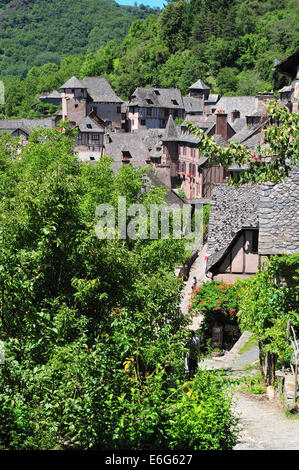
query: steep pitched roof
[
  {"left": 164, "top": 114, "right": 179, "bottom": 141},
  {"left": 60, "top": 76, "right": 86, "bottom": 89},
  {"left": 129, "top": 87, "right": 184, "bottom": 109},
  {"left": 214, "top": 96, "right": 257, "bottom": 123},
  {"left": 78, "top": 116, "right": 104, "bottom": 133},
  {"left": 189, "top": 79, "right": 210, "bottom": 90},
  {"left": 82, "top": 77, "right": 122, "bottom": 103},
  {"left": 206, "top": 185, "right": 260, "bottom": 271},
  {"left": 183, "top": 96, "right": 203, "bottom": 114}
]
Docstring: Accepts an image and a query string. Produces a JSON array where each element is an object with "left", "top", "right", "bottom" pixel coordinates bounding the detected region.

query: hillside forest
[{"left": 0, "top": 0, "right": 298, "bottom": 118}]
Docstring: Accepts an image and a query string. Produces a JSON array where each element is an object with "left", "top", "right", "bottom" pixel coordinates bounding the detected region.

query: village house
[
  {"left": 60, "top": 76, "right": 123, "bottom": 131},
  {"left": 0, "top": 118, "right": 56, "bottom": 144},
  {"left": 127, "top": 87, "right": 185, "bottom": 132},
  {"left": 161, "top": 111, "right": 234, "bottom": 199},
  {"left": 205, "top": 166, "right": 299, "bottom": 283},
  {"left": 187, "top": 79, "right": 219, "bottom": 117}
]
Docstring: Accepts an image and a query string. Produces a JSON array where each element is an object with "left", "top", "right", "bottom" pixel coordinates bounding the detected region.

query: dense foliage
[
  {"left": 236, "top": 253, "right": 299, "bottom": 383},
  {"left": 0, "top": 128, "right": 239, "bottom": 449},
  {"left": 1, "top": 0, "right": 298, "bottom": 118},
  {"left": 0, "top": 0, "right": 158, "bottom": 76}
]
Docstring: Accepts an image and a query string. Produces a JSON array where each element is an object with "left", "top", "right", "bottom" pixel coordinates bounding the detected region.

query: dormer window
[
  {"left": 232, "top": 110, "right": 240, "bottom": 120},
  {"left": 171, "top": 99, "right": 178, "bottom": 105},
  {"left": 122, "top": 151, "right": 132, "bottom": 159},
  {"left": 146, "top": 98, "right": 153, "bottom": 105},
  {"left": 87, "top": 124, "right": 92, "bottom": 129},
  {"left": 154, "top": 90, "right": 160, "bottom": 95}
]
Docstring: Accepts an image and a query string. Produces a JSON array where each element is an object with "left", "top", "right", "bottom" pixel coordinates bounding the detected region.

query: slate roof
[
  {"left": 78, "top": 116, "right": 104, "bottom": 133},
  {"left": 183, "top": 96, "right": 203, "bottom": 114},
  {"left": 103, "top": 129, "right": 165, "bottom": 169},
  {"left": 0, "top": 119, "right": 54, "bottom": 134},
  {"left": 228, "top": 120, "right": 267, "bottom": 148},
  {"left": 206, "top": 185, "right": 260, "bottom": 271},
  {"left": 214, "top": 96, "right": 257, "bottom": 122},
  {"left": 182, "top": 116, "right": 215, "bottom": 130},
  {"left": 204, "top": 94, "right": 219, "bottom": 104},
  {"left": 129, "top": 87, "right": 184, "bottom": 109},
  {"left": 44, "top": 90, "right": 61, "bottom": 99},
  {"left": 189, "top": 79, "right": 210, "bottom": 90},
  {"left": 163, "top": 114, "right": 179, "bottom": 141},
  {"left": 61, "top": 76, "right": 86, "bottom": 89},
  {"left": 82, "top": 77, "right": 123, "bottom": 103}
]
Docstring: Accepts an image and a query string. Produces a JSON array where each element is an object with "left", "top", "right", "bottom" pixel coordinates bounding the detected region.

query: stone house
[
  {"left": 60, "top": 76, "right": 123, "bottom": 130},
  {"left": 75, "top": 115, "right": 105, "bottom": 152},
  {"left": 0, "top": 118, "right": 55, "bottom": 144},
  {"left": 187, "top": 79, "right": 219, "bottom": 116},
  {"left": 205, "top": 167, "right": 299, "bottom": 282},
  {"left": 161, "top": 112, "right": 233, "bottom": 199},
  {"left": 127, "top": 87, "right": 185, "bottom": 132}
]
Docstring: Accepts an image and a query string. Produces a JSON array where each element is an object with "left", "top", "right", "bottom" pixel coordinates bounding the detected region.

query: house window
[
  {"left": 87, "top": 124, "right": 92, "bottom": 129},
  {"left": 117, "top": 106, "right": 121, "bottom": 113},
  {"left": 122, "top": 151, "right": 132, "bottom": 159},
  {"left": 232, "top": 110, "right": 240, "bottom": 120},
  {"left": 146, "top": 99, "right": 153, "bottom": 105},
  {"left": 92, "top": 134, "right": 99, "bottom": 140},
  {"left": 141, "top": 119, "right": 146, "bottom": 125},
  {"left": 183, "top": 146, "right": 186, "bottom": 156},
  {"left": 154, "top": 90, "right": 160, "bottom": 95},
  {"left": 146, "top": 108, "right": 152, "bottom": 116},
  {"left": 171, "top": 99, "right": 178, "bottom": 105}
]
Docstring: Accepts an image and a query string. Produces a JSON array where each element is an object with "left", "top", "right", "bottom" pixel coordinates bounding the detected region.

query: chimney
[
  {"left": 215, "top": 110, "right": 228, "bottom": 140},
  {"left": 256, "top": 91, "right": 275, "bottom": 106}
]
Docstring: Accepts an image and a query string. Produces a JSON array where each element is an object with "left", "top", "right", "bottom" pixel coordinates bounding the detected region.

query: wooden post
[{"left": 282, "top": 320, "right": 291, "bottom": 375}]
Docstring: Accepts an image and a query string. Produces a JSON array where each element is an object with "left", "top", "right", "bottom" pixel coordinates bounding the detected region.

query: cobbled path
[
  {"left": 181, "top": 251, "right": 299, "bottom": 450},
  {"left": 234, "top": 393, "right": 299, "bottom": 450}
]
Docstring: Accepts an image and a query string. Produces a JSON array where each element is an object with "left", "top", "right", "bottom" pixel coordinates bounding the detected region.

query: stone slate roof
[
  {"left": 258, "top": 166, "right": 299, "bottom": 255},
  {"left": 204, "top": 94, "right": 219, "bottom": 104},
  {"left": 104, "top": 129, "right": 165, "bottom": 169},
  {"left": 214, "top": 96, "right": 257, "bottom": 122},
  {"left": 189, "top": 79, "right": 210, "bottom": 90},
  {"left": 78, "top": 116, "right": 104, "bottom": 133},
  {"left": 182, "top": 116, "right": 215, "bottom": 130},
  {"left": 45, "top": 90, "right": 61, "bottom": 99},
  {"left": 129, "top": 87, "right": 184, "bottom": 109},
  {"left": 206, "top": 185, "right": 260, "bottom": 271},
  {"left": 0, "top": 119, "right": 54, "bottom": 134},
  {"left": 183, "top": 97, "right": 203, "bottom": 114},
  {"left": 163, "top": 114, "right": 179, "bottom": 141},
  {"left": 61, "top": 76, "right": 86, "bottom": 89},
  {"left": 82, "top": 77, "right": 123, "bottom": 103}
]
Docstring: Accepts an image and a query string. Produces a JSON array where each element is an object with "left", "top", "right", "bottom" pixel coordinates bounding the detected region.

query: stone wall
[
  {"left": 258, "top": 166, "right": 299, "bottom": 255},
  {"left": 206, "top": 184, "right": 260, "bottom": 270}
]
